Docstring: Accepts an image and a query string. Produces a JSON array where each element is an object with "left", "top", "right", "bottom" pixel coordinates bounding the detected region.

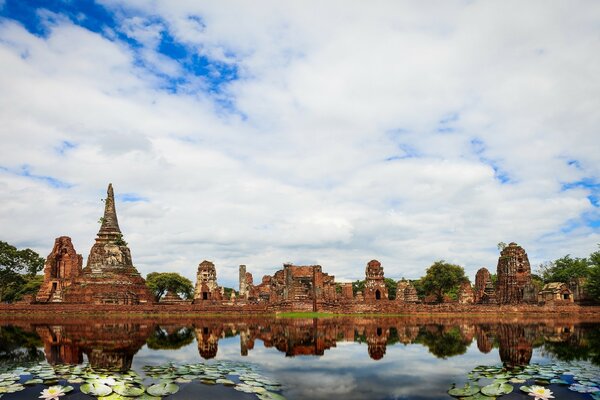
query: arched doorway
[{"left": 375, "top": 290, "right": 381, "bottom": 300}]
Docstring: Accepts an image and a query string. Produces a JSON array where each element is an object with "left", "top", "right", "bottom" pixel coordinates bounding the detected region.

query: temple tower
[
  {"left": 36, "top": 236, "right": 83, "bottom": 303},
  {"left": 496, "top": 242, "right": 532, "bottom": 304},
  {"left": 194, "top": 260, "right": 222, "bottom": 301},
  {"left": 61, "top": 184, "right": 154, "bottom": 304},
  {"left": 364, "top": 260, "right": 388, "bottom": 302}
]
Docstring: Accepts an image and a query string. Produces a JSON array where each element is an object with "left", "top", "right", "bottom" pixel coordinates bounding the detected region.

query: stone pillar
[{"left": 239, "top": 265, "right": 247, "bottom": 298}]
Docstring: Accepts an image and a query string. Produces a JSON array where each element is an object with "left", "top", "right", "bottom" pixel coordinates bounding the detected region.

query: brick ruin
[
  {"left": 474, "top": 267, "right": 494, "bottom": 304},
  {"left": 396, "top": 279, "right": 419, "bottom": 303},
  {"left": 36, "top": 236, "right": 83, "bottom": 303},
  {"left": 364, "top": 260, "right": 388, "bottom": 302},
  {"left": 193, "top": 260, "right": 223, "bottom": 302},
  {"left": 496, "top": 242, "right": 532, "bottom": 304},
  {"left": 36, "top": 184, "right": 154, "bottom": 305},
  {"left": 457, "top": 281, "right": 474, "bottom": 304}
]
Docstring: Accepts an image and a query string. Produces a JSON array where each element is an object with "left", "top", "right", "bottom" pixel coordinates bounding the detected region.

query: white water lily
[
  {"left": 528, "top": 385, "right": 554, "bottom": 400},
  {"left": 39, "top": 386, "right": 66, "bottom": 400}
]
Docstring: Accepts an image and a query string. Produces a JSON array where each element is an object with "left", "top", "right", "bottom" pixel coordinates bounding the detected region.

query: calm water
[{"left": 1, "top": 316, "right": 599, "bottom": 399}]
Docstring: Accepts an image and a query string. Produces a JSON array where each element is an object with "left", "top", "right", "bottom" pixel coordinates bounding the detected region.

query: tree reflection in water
[{"left": 1, "top": 317, "right": 599, "bottom": 370}]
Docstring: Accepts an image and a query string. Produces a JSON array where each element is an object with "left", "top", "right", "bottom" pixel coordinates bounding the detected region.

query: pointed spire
[{"left": 99, "top": 183, "right": 121, "bottom": 236}]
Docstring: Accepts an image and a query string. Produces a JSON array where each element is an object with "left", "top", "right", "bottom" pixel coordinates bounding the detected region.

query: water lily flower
[
  {"left": 528, "top": 385, "right": 555, "bottom": 400},
  {"left": 39, "top": 386, "right": 66, "bottom": 400}
]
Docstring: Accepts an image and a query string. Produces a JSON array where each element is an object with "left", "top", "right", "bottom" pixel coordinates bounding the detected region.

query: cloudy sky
[{"left": 1, "top": 0, "right": 599, "bottom": 288}]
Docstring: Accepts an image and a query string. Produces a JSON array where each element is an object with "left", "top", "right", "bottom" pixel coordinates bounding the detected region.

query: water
[{"left": 1, "top": 316, "right": 599, "bottom": 399}]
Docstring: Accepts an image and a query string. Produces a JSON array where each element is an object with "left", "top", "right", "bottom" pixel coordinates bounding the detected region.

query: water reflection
[{"left": 1, "top": 317, "right": 599, "bottom": 370}]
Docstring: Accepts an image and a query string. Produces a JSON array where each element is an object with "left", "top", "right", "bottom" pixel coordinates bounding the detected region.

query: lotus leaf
[
  {"left": 519, "top": 385, "right": 532, "bottom": 393},
  {"left": 80, "top": 382, "right": 113, "bottom": 396},
  {"left": 113, "top": 384, "right": 145, "bottom": 396},
  {"left": 98, "top": 393, "right": 127, "bottom": 400},
  {"left": 481, "top": 383, "right": 513, "bottom": 396},
  {"left": 23, "top": 378, "right": 43, "bottom": 385},
  {"left": 550, "top": 378, "right": 568, "bottom": 385},
  {"left": 146, "top": 382, "right": 179, "bottom": 396},
  {"left": 200, "top": 379, "right": 216, "bottom": 385},
  {"left": 216, "top": 378, "right": 235, "bottom": 386},
  {"left": 461, "top": 394, "right": 496, "bottom": 400},
  {"left": 448, "top": 383, "right": 481, "bottom": 397}
]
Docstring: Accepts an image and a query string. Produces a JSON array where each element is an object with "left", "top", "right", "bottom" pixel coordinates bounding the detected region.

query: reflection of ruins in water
[
  {"left": 34, "top": 323, "right": 152, "bottom": 371},
  {"left": 6, "top": 317, "right": 597, "bottom": 366}
]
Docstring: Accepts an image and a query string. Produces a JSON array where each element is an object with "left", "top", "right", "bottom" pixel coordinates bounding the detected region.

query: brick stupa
[{"left": 61, "top": 184, "right": 154, "bottom": 304}]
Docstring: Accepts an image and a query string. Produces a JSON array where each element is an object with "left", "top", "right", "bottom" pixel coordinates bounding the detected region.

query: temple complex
[
  {"left": 36, "top": 236, "right": 83, "bottom": 303},
  {"left": 36, "top": 184, "right": 154, "bottom": 305},
  {"left": 496, "top": 242, "right": 532, "bottom": 304},
  {"left": 29, "top": 187, "right": 596, "bottom": 312}
]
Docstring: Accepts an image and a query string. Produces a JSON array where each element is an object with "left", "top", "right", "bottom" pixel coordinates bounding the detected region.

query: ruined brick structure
[
  {"left": 474, "top": 268, "right": 493, "bottom": 304},
  {"left": 39, "top": 184, "right": 154, "bottom": 305},
  {"left": 339, "top": 283, "right": 354, "bottom": 300},
  {"left": 496, "top": 242, "right": 532, "bottom": 304},
  {"left": 457, "top": 281, "right": 474, "bottom": 304},
  {"left": 36, "top": 236, "right": 83, "bottom": 303},
  {"left": 396, "top": 279, "right": 419, "bottom": 303},
  {"left": 364, "top": 260, "right": 388, "bottom": 302},
  {"left": 194, "top": 260, "right": 222, "bottom": 302},
  {"left": 159, "top": 291, "right": 189, "bottom": 304},
  {"left": 238, "top": 265, "right": 251, "bottom": 299}
]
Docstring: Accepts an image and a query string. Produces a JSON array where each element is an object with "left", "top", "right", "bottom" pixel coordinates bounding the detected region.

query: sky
[{"left": 1, "top": 0, "right": 599, "bottom": 289}]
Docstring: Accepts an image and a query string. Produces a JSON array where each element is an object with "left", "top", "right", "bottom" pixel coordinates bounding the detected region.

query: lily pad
[
  {"left": 23, "top": 379, "right": 43, "bottom": 385},
  {"left": 481, "top": 383, "right": 513, "bottom": 396},
  {"left": 519, "top": 385, "right": 532, "bottom": 393},
  {"left": 80, "top": 382, "right": 113, "bottom": 396},
  {"left": 462, "top": 394, "right": 496, "bottom": 400},
  {"left": 448, "top": 383, "right": 481, "bottom": 397},
  {"left": 113, "top": 384, "right": 145, "bottom": 396},
  {"left": 146, "top": 382, "right": 179, "bottom": 396}
]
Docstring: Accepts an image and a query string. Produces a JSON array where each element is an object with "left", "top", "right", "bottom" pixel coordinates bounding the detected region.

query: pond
[{"left": 0, "top": 316, "right": 599, "bottom": 399}]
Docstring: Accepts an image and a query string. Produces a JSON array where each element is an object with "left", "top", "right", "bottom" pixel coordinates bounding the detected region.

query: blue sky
[{"left": 0, "top": 0, "right": 599, "bottom": 287}]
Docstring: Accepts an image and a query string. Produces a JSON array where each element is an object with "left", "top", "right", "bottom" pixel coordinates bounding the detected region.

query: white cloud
[{"left": 1, "top": 1, "right": 599, "bottom": 288}]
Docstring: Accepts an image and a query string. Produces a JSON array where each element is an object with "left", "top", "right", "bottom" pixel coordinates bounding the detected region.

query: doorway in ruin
[
  {"left": 375, "top": 290, "right": 381, "bottom": 300},
  {"left": 202, "top": 292, "right": 208, "bottom": 300}
]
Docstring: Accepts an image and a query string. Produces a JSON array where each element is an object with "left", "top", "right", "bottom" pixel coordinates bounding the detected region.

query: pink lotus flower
[
  {"left": 39, "top": 386, "right": 66, "bottom": 400},
  {"left": 528, "top": 385, "right": 555, "bottom": 400}
]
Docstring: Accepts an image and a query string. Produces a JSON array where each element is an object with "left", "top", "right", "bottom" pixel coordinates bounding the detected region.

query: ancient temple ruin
[
  {"left": 457, "top": 281, "right": 474, "bottom": 304},
  {"left": 38, "top": 184, "right": 154, "bottom": 305},
  {"left": 496, "top": 242, "right": 532, "bottom": 304},
  {"left": 194, "top": 260, "right": 222, "bottom": 302},
  {"left": 36, "top": 236, "right": 83, "bottom": 303},
  {"left": 364, "top": 260, "right": 388, "bottom": 302},
  {"left": 396, "top": 279, "right": 419, "bottom": 303}
]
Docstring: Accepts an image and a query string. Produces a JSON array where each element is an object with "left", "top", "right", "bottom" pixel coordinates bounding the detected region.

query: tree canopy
[
  {"left": 0, "top": 241, "right": 45, "bottom": 302},
  {"left": 587, "top": 247, "right": 600, "bottom": 302},
  {"left": 538, "top": 255, "right": 591, "bottom": 283},
  {"left": 146, "top": 272, "right": 194, "bottom": 301},
  {"left": 420, "top": 260, "right": 468, "bottom": 303}
]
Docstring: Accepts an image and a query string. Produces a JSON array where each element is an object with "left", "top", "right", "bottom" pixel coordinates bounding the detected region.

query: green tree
[
  {"left": 420, "top": 260, "right": 468, "bottom": 303},
  {"left": 385, "top": 278, "right": 397, "bottom": 300},
  {"left": 587, "top": 247, "right": 600, "bottom": 302},
  {"left": 352, "top": 279, "right": 365, "bottom": 296},
  {"left": 539, "top": 255, "right": 590, "bottom": 283},
  {"left": 146, "top": 272, "right": 194, "bottom": 301},
  {"left": 0, "top": 241, "right": 44, "bottom": 302}
]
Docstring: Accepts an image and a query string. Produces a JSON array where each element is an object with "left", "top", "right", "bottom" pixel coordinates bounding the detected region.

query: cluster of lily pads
[
  {"left": 448, "top": 361, "right": 600, "bottom": 399},
  {"left": 0, "top": 360, "right": 286, "bottom": 399},
  {"left": 142, "top": 361, "right": 285, "bottom": 400}
]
